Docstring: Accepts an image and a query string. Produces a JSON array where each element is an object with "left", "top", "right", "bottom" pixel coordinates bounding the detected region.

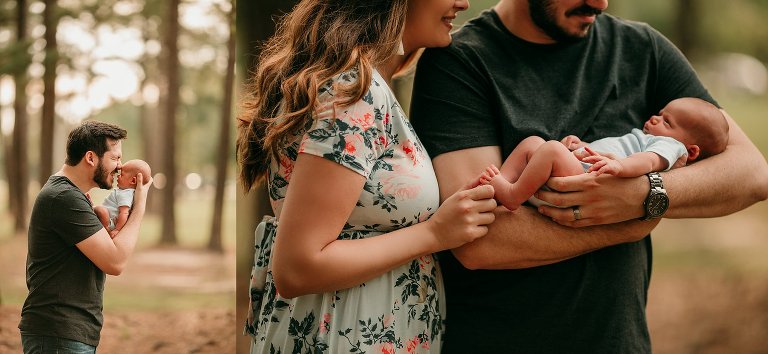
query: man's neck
[
  {"left": 57, "top": 164, "right": 95, "bottom": 193},
  {"left": 495, "top": 0, "right": 556, "bottom": 44}
]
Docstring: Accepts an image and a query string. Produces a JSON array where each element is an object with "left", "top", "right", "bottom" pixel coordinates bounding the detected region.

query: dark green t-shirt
[
  {"left": 410, "top": 11, "right": 716, "bottom": 354},
  {"left": 19, "top": 175, "right": 106, "bottom": 346}
]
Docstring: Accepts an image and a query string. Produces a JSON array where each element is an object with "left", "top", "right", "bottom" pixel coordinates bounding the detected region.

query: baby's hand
[
  {"left": 109, "top": 230, "right": 119, "bottom": 239},
  {"left": 560, "top": 135, "right": 582, "bottom": 150},
  {"left": 583, "top": 155, "right": 623, "bottom": 176}
]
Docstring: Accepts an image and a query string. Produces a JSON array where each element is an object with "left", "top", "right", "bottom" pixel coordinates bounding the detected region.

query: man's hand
[
  {"left": 133, "top": 173, "right": 153, "bottom": 212},
  {"left": 535, "top": 173, "right": 647, "bottom": 227}
]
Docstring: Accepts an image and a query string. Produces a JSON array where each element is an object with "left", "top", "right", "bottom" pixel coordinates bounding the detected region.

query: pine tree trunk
[
  {"left": 675, "top": 0, "right": 697, "bottom": 57},
  {"left": 208, "top": 3, "right": 236, "bottom": 252},
  {"left": 13, "top": 0, "right": 29, "bottom": 235},
  {"left": 159, "top": 0, "right": 180, "bottom": 245},
  {"left": 39, "top": 0, "right": 58, "bottom": 185},
  {"left": 235, "top": 1, "right": 298, "bottom": 352}
]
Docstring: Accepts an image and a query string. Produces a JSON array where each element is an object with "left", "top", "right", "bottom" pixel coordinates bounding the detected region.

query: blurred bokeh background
[
  {"left": 1, "top": 0, "right": 236, "bottom": 353},
  {"left": 237, "top": 1, "right": 768, "bottom": 354}
]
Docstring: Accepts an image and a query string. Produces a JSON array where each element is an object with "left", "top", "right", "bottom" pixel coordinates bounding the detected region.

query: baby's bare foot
[{"left": 488, "top": 173, "right": 521, "bottom": 211}]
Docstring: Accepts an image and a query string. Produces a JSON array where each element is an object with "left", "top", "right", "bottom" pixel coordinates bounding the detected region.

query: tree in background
[
  {"left": 159, "top": 0, "right": 180, "bottom": 245},
  {"left": 235, "top": 1, "right": 300, "bottom": 352},
  {"left": 39, "top": 0, "right": 58, "bottom": 185},
  {"left": 12, "top": 0, "right": 29, "bottom": 234},
  {"left": 209, "top": 0, "right": 235, "bottom": 252}
]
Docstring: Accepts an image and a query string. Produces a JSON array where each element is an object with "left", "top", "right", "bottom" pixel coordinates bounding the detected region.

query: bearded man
[
  {"left": 411, "top": 0, "right": 768, "bottom": 352},
  {"left": 19, "top": 121, "right": 152, "bottom": 353}
]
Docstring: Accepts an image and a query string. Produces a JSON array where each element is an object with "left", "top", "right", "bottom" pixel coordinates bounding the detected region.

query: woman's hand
[{"left": 426, "top": 183, "right": 497, "bottom": 250}]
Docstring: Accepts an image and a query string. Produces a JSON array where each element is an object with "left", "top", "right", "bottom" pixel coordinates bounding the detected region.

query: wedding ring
[{"left": 573, "top": 206, "right": 582, "bottom": 221}]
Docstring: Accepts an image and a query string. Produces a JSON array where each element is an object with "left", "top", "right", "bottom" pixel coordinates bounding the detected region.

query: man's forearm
[
  {"left": 111, "top": 207, "right": 145, "bottom": 268},
  {"left": 452, "top": 205, "right": 658, "bottom": 270}
]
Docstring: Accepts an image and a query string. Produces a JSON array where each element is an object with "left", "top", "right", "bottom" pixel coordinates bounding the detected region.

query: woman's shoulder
[{"left": 319, "top": 68, "right": 393, "bottom": 104}]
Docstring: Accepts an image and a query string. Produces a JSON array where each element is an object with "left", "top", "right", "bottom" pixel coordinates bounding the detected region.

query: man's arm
[
  {"left": 433, "top": 146, "right": 658, "bottom": 269},
  {"left": 537, "top": 110, "right": 768, "bottom": 225},
  {"left": 76, "top": 174, "right": 152, "bottom": 275}
]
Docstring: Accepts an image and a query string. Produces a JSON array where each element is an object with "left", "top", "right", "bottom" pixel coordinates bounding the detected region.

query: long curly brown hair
[{"left": 237, "top": 0, "right": 408, "bottom": 192}]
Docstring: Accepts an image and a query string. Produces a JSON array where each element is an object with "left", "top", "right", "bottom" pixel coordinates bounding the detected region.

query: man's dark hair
[{"left": 65, "top": 121, "right": 127, "bottom": 166}]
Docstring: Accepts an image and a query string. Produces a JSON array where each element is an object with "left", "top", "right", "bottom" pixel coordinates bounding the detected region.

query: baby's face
[
  {"left": 116, "top": 167, "right": 137, "bottom": 189},
  {"left": 642, "top": 103, "right": 694, "bottom": 144}
]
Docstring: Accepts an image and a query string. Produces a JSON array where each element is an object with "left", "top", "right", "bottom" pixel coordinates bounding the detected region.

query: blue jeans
[{"left": 21, "top": 334, "right": 96, "bottom": 354}]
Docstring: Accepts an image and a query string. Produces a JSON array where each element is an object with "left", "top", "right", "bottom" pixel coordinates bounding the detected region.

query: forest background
[{"left": 1, "top": 0, "right": 236, "bottom": 353}]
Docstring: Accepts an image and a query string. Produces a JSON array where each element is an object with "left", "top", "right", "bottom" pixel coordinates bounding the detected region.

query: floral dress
[{"left": 245, "top": 69, "right": 445, "bottom": 354}]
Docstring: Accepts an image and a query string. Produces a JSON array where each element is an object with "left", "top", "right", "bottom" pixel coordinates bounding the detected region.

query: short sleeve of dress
[{"left": 299, "top": 79, "right": 389, "bottom": 178}]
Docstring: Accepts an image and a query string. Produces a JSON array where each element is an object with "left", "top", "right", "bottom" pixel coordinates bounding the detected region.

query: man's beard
[
  {"left": 528, "top": 0, "right": 602, "bottom": 43},
  {"left": 93, "top": 160, "right": 114, "bottom": 190}
]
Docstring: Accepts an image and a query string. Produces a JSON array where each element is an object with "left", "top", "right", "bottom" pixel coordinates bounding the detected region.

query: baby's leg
[
  {"left": 498, "top": 136, "right": 547, "bottom": 183},
  {"left": 500, "top": 141, "right": 584, "bottom": 209},
  {"left": 478, "top": 136, "right": 547, "bottom": 211},
  {"left": 93, "top": 206, "right": 111, "bottom": 231}
]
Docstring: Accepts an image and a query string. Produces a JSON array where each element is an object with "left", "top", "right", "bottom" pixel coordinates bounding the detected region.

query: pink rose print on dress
[
  {"left": 418, "top": 255, "right": 432, "bottom": 270},
  {"left": 319, "top": 313, "right": 331, "bottom": 334},
  {"left": 377, "top": 135, "right": 387, "bottom": 147},
  {"left": 374, "top": 342, "right": 395, "bottom": 354},
  {"left": 406, "top": 335, "right": 422, "bottom": 353},
  {"left": 383, "top": 314, "right": 394, "bottom": 328},
  {"left": 344, "top": 133, "right": 365, "bottom": 156},
  {"left": 350, "top": 112, "right": 375, "bottom": 131},
  {"left": 402, "top": 139, "right": 419, "bottom": 166},
  {"left": 279, "top": 156, "right": 294, "bottom": 181},
  {"left": 381, "top": 164, "right": 422, "bottom": 200}
]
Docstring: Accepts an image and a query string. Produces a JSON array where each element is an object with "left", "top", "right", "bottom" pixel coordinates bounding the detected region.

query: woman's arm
[{"left": 273, "top": 153, "right": 496, "bottom": 298}]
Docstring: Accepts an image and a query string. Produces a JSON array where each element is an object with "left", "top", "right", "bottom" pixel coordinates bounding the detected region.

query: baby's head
[
  {"left": 644, "top": 97, "right": 729, "bottom": 162},
  {"left": 117, "top": 159, "right": 151, "bottom": 189}
]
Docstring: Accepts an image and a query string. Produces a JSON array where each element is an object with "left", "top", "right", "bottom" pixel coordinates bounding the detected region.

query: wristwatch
[{"left": 642, "top": 172, "right": 669, "bottom": 220}]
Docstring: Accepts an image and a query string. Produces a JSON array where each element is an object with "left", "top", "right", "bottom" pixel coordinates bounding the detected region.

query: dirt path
[
  {"left": 1, "top": 234, "right": 236, "bottom": 354},
  {"left": 1, "top": 306, "right": 235, "bottom": 354}
]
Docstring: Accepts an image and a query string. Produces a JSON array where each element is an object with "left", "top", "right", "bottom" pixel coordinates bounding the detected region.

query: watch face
[{"left": 648, "top": 193, "right": 669, "bottom": 217}]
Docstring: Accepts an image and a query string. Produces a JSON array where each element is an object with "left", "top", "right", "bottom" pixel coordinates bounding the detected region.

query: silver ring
[{"left": 573, "top": 206, "right": 582, "bottom": 221}]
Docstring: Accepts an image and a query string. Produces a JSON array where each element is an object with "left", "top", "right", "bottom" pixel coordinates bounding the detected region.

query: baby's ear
[
  {"left": 131, "top": 176, "right": 137, "bottom": 184},
  {"left": 686, "top": 145, "right": 701, "bottom": 161}
]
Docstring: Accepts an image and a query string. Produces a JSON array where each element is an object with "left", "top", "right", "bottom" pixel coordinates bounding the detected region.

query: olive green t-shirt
[{"left": 19, "top": 175, "right": 106, "bottom": 346}]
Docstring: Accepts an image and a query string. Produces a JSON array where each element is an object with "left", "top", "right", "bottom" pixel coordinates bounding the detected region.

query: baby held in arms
[
  {"left": 478, "top": 98, "right": 729, "bottom": 211},
  {"left": 94, "top": 159, "right": 151, "bottom": 238}
]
